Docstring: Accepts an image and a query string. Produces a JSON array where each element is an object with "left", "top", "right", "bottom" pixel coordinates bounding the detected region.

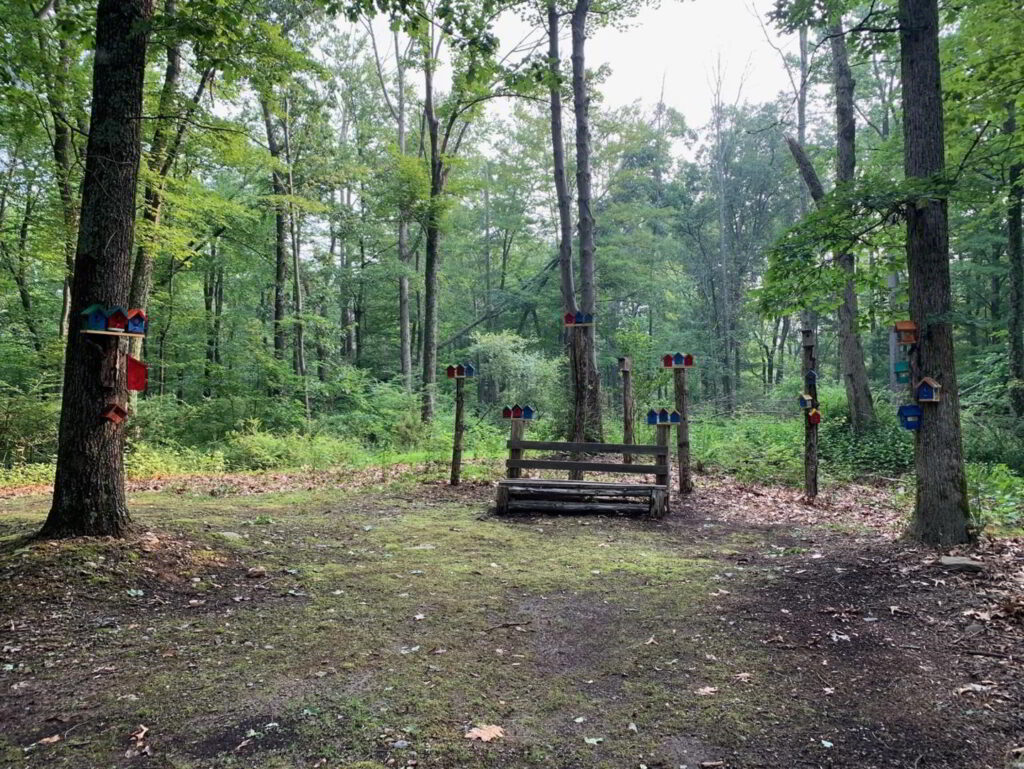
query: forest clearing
[
  {"left": 2, "top": 0, "right": 1024, "bottom": 766},
  {"left": 2, "top": 466, "right": 1022, "bottom": 768}
]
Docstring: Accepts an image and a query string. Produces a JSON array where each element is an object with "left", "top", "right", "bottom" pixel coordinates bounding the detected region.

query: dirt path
[{"left": 1, "top": 471, "right": 1021, "bottom": 768}]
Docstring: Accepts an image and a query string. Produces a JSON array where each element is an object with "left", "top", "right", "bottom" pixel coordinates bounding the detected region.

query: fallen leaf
[
  {"left": 464, "top": 725, "right": 504, "bottom": 742},
  {"left": 583, "top": 737, "right": 604, "bottom": 745},
  {"left": 37, "top": 735, "right": 61, "bottom": 745},
  {"left": 733, "top": 672, "right": 753, "bottom": 683},
  {"left": 644, "top": 636, "right": 657, "bottom": 645},
  {"left": 695, "top": 686, "right": 719, "bottom": 696},
  {"left": 573, "top": 716, "right": 586, "bottom": 723}
]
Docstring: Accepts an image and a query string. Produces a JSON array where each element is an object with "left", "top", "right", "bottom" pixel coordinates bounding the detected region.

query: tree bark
[
  {"left": 41, "top": 0, "right": 153, "bottom": 539},
  {"left": 830, "top": 24, "right": 876, "bottom": 432},
  {"left": 570, "top": 0, "right": 602, "bottom": 440},
  {"left": 261, "top": 98, "right": 289, "bottom": 361},
  {"left": 899, "top": 0, "right": 971, "bottom": 545},
  {"left": 1006, "top": 104, "right": 1024, "bottom": 417},
  {"left": 421, "top": 37, "right": 442, "bottom": 422}
]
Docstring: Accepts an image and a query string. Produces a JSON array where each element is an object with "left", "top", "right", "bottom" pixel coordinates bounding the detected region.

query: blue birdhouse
[
  {"left": 673, "top": 352, "right": 685, "bottom": 367},
  {"left": 798, "top": 393, "right": 813, "bottom": 409},
  {"left": 463, "top": 362, "right": 476, "bottom": 377},
  {"left": 658, "top": 408, "right": 670, "bottom": 423},
  {"left": 583, "top": 313, "right": 594, "bottom": 324},
  {"left": 805, "top": 369, "right": 817, "bottom": 386},
  {"left": 898, "top": 404, "right": 923, "bottom": 430},
  {"left": 646, "top": 410, "right": 658, "bottom": 425},
  {"left": 894, "top": 361, "right": 910, "bottom": 384},
  {"left": 125, "top": 308, "right": 147, "bottom": 335},
  {"left": 522, "top": 405, "right": 535, "bottom": 420},
  {"left": 669, "top": 411, "right": 681, "bottom": 424},
  {"left": 574, "top": 311, "right": 584, "bottom": 324},
  {"left": 915, "top": 377, "right": 941, "bottom": 403},
  {"left": 82, "top": 303, "right": 108, "bottom": 331}
]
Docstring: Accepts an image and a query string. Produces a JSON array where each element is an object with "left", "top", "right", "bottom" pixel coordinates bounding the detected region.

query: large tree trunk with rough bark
[
  {"left": 41, "top": 0, "right": 153, "bottom": 539},
  {"left": 899, "top": 0, "right": 971, "bottom": 545},
  {"left": 421, "top": 48, "right": 441, "bottom": 422},
  {"left": 261, "top": 99, "right": 289, "bottom": 361},
  {"left": 1006, "top": 104, "right": 1024, "bottom": 417},
  {"left": 830, "top": 25, "right": 876, "bottom": 433},
  {"left": 570, "top": 0, "right": 602, "bottom": 440}
]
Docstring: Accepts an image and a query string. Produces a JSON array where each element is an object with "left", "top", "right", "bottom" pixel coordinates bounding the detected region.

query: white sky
[{"left": 495, "top": 0, "right": 799, "bottom": 129}]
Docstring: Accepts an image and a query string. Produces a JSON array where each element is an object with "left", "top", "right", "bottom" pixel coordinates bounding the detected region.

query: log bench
[{"left": 495, "top": 430, "right": 671, "bottom": 517}]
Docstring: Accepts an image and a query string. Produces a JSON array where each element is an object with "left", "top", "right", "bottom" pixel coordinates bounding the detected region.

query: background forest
[{"left": 0, "top": 0, "right": 1021, "bottom": 526}]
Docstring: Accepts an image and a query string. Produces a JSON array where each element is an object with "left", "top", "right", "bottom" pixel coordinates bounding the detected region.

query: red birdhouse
[
  {"left": 101, "top": 403, "right": 128, "bottom": 424},
  {"left": 126, "top": 355, "right": 148, "bottom": 392},
  {"left": 106, "top": 307, "right": 128, "bottom": 331},
  {"left": 808, "top": 408, "right": 821, "bottom": 425},
  {"left": 564, "top": 312, "right": 576, "bottom": 326},
  {"left": 446, "top": 365, "right": 457, "bottom": 379},
  {"left": 501, "top": 406, "right": 512, "bottom": 419},
  {"left": 662, "top": 354, "right": 674, "bottom": 368},
  {"left": 456, "top": 364, "right": 465, "bottom": 377},
  {"left": 511, "top": 405, "right": 524, "bottom": 419},
  {"left": 683, "top": 353, "right": 695, "bottom": 367}
]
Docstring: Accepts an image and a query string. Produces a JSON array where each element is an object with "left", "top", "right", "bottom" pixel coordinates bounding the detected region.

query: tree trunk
[
  {"left": 421, "top": 42, "right": 442, "bottom": 422},
  {"left": 570, "top": 0, "right": 602, "bottom": 440},
  {"left": 41, "top": 0, "right": 152, "bottom": 539},
  {"left": 899, "top": 0, "right": 971, "bottom": 545},
  {"left": 261, "top": 98, "right": 289, "bottom": 361},
  {"left": 283, "top": 97, "right": 310, "bottom": 419},
  {"left": 1006, "top": 104, "right": 1024, "bottom": 417},
  {"left": 830, "top": 25, "right": 876, "bottom": 432}
]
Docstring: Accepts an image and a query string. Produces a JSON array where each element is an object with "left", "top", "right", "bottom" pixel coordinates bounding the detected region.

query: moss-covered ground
[{"left": 1, "top": 468, "right": 1021, "bottom": 768}]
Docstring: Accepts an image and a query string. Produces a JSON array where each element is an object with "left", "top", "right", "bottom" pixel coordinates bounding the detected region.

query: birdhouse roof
[
  {"left": 126, "top": 308, "right": 147, "bottom": 320},
  {"left": 918, "top": 376, "right": 941, "bottom": 388},
  {"left": 82, "top": 303, "right": 106, "bottom": 316},
  {"left": 894, "top": 320, "right": 917, "bottom": 330},
  {"left": 106, "top": 306, "right": 127, "bottom": 317}
]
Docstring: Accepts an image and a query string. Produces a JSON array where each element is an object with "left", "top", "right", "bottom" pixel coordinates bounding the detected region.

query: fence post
[
  {"left": 673, "top": 367, "right": 693, "bottom": 494},
  {"left": 450, "top": 376, "right": 465, "bottom": 486},
  {"left": 655, "top": 422, "right": 671, "bottom": 488},
  {"left": 619, "top": 357, "right": 634, "bottom": 463}
]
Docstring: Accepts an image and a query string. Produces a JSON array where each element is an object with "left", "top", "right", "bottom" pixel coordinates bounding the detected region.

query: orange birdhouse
[
  {"left": 894, "top": 321, "right": 918, "bottom": 346},
  {"left": 101, "top": 403, "right": 128, "bottom": 424}
]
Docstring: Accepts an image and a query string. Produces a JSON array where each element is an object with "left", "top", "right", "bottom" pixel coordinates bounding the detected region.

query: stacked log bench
[{"left": 495, "top": 434, "right": 670, "bottom": 517}]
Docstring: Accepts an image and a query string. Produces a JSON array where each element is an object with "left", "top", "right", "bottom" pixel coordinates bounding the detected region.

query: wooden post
[
  {"left": 450, "top": 376, "right": 465, "bottom": 486},
  {"left": 508, "top": 418, "right": 524, "bottom": 479},
  {"left": 619, "top": 357, "right": 634, "bottom": 463},
  {"left": 655, "top": 423, "right": 671, "bottom": 488},
  {"left": 801, "top": 322, "right": 818, "bottom": 499},
  {"left": 673, "top": 367, "right": 693, "bottom": 494}
]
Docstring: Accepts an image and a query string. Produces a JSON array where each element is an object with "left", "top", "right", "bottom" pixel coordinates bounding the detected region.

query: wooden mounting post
[
  {"left": 507, "top": 418, "right": 525, "bottom": 479},
  {"left": 673, "top": 367, "right": 693, "bottom": 494},
  {"left": 619, "top": 357, "right": 634, "bottom": 463},
  {"left": 654, "top": 423, "right": 671, "bottom": 488},
  {"left": 450, "top": 376, "right": 465, "bottom": 486},
  {"left": 801, "top": 323, "right": 818, "bottom": 499}
]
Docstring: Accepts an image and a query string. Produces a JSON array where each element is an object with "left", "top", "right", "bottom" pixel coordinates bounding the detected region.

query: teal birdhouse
[
  {"left": 894, "top": 361, "right": 910, "bottom": 384},
  {"left": 82, "top": 304, "right": 107, "bottom": 331}
]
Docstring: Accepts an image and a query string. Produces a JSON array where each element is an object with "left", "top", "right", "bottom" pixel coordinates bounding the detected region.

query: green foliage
[
  {"left": 221, "top": 425, "right": 367, "bottom": 471},
  {"left": 965, "top": 462, "right": 1024, "bottom": 528}
]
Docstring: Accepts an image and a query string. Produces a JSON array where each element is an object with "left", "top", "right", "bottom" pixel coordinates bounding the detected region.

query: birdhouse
[
  {"left": 646, "top": 409, "right": 658, "bottom": 425},
  {"left": 82, "top": 304, "right": 108, "bottom": 331},
  {"left": 446, "top": 365, "right": 457, "bottom": 379},
  {"left": 898, "top": 404, "right": 923, "bottom": 430},
  {"left": 454, "top": 364, "right": 464, "bottom": 378},
  {"left": 125, "top": 309, "right": 147, "bottom": 335},
  {"left": 669, "top": 411, "right": 681, "bottom": 424},
  {"left": 805, "top": 369, "right": 817, "bottom": 387},
  {"left": 915, "top": 377, "right": 941, "bottom": 403},
  {"left": 798, "top": 393, "right": 813, "bottom": 409},
  {"left": 464, "top": 363, "right": 476, "bottom": 377},
  {"left": 683, "top": 353, "right": 694, "bottom": 367},
  {"left": 106, "top": 307, "right": 128, "bottom": 332},
  {"left": 662, "top": 354, "right": 674, "bottom": 368},
  {"left": 894, "top": 360, "right": 911, "bottom": 384},
  {"left": 564, "top": 312, "right": 576, "bottom": 326},
  {"left": 126, "top": 355, "right": 147, "bottom": 392},
  {"left": 894, "top": 320, "right": 918, "bottom": 346},
  {"left": 502, "top": 405, "right": 512, "bottom": 419},
  {"left": 511, "top": 404, "right": 523, "bottom": 419},
  {"left": 808, "top": 408, "right": 821, "bottom": 425},
  {"left": 582, "top": 313, "right": 594, "bottom": 325},
  {"left": 658, "top": 408, "right": 670, "bottom": 423},
  {"left": 101, "top": 403, "right": 128, "bottom": 424},
  {"left": 673, "top": 352, "right": 685, "bottom": 367},
  {"left": 522, "top": 405, "right": 535, "bottom": 420},
  {"left": 574, "top": 311, "right": 585, "bottom": 324},
  {"left": 618, "top": 357, "right": 632, "bottom": 373}
]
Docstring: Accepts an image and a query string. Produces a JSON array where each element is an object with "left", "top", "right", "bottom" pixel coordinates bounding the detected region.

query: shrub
[
  {"left": 966, "top": 462, "right": 1024, "bottom": 529},
  {"left": 221, "top": 425, "right": 366, "bottom": 471}
]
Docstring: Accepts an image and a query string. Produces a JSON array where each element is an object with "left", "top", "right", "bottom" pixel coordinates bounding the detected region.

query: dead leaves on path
[{"left": 464, "top": 724, "right": 504, "bottom": 742}]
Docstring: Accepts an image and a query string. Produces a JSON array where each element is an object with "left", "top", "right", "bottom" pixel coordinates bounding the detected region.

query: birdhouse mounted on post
[
  {"left": 804, "top": 369, "right": 817, "bottom": 389},
  {"left": 808, "top": 408, "right": 821, "bottom": 425},
  {"left": 502, "top": 405, "right": 512, "bottom": 419},
  {"left": 915, "top": 377, "right": 941, "bottom": 403},
  {"left": 663, "top": 353, "right": 695, "bottom": 369},
  {"left": 894, "top": 360, "right": 911, "bottom": 384},
  {"left": 82, "top": 304, "right": 108, "bottom": 331},
  {"left": 894, "top": 321, "right": 918, "bottom": 347},
  {"left": 669, "top": 410, "right": 681, "bottom": 424},
  {"left": 511, "top": 404, "right": 523, "bottom": 419},
  {"left": 898, "top": 404, "right": 923, "bottom": 430},
  {"left": 646, "top": 409, "right": 658, "bottom": 425},
  {"left": 658, "top": 408, "right": 670, "bottom": 424},
  {"left": 446, "top": 362, "right": 476, "bottom": 379},
  {"left": 617, "top": 356, "right": 632, "bottom": 373},
  {"left": 798, "top": 393, "right": 813, "bottom": 409},
  {"left": 522, "top": 405, "right": 535, "bottom": 420},
  {"left": 501, "top": 404, "right": 535, "bottom": 420}
]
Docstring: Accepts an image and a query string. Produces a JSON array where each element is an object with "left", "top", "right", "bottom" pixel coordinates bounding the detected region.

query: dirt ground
[{"left": 1, "top": 465, "right": 1022, "bottom": 769}]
